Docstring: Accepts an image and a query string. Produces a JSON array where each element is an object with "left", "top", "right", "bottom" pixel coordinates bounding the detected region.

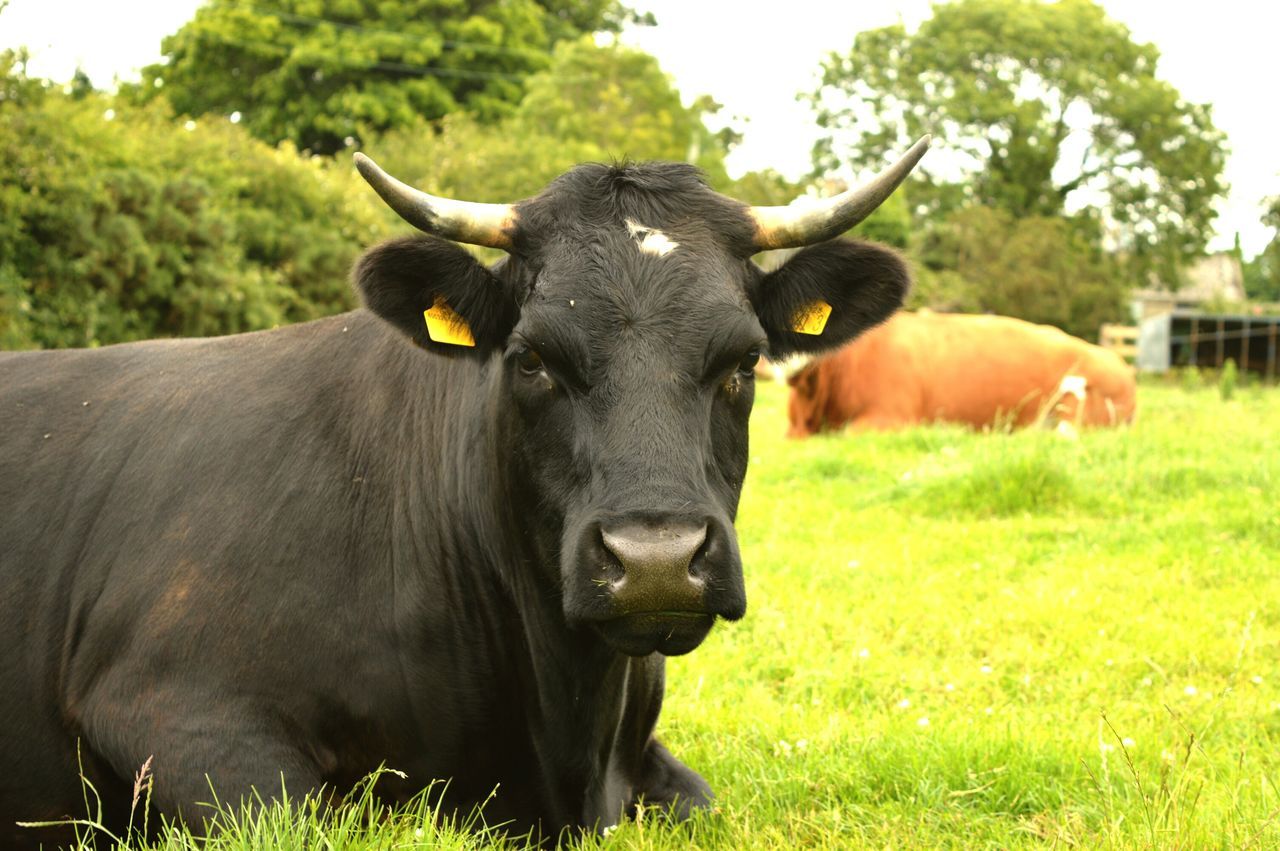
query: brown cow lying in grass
[{"left": 786, "top": 311, "right": 1136, "bottom": 437}]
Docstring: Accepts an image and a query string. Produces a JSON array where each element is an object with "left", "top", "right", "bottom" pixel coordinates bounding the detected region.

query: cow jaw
[{"left": 594, "top": 612, "right": 716, "bottom": 657}]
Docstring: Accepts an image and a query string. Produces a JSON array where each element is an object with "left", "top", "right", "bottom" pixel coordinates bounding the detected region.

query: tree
[
  {"left": 517, "top": 38, "right": 733, "bottom": 181},
  {"left": 719, "top": 168, "right": 800, "bottom": 207},
  {"left": 366, "top": 37, "right": 919, "bottom": 274},
  {"left": 811, "top": 0, "right": 1227, "bottom": 273},
  {"left": 1243, "top": 196, "right": 1280, "bottom": 303},
  {"left": 912, "top": 204, "right": 1128, "bottom": 339},
  {"left": 132, "top": 0, "right": 630, "bottom": 155},
  {"left": 367, "top": 38, "right": 736, "bottom": 204}
]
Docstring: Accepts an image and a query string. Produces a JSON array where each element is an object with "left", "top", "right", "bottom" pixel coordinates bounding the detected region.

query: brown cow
[{"left": 786, "top": 311, "right": 1136, "bottom": 436}]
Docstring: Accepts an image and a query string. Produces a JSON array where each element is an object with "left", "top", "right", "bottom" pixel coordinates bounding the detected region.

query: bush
[
  {"left": 1219, "top": 358, "right": 1238, "bottom": 401},
  {"left": 912, "top": 205, "right": 1130, "bottom": 339},
  {"left": 0, "top": 53, "right": 393, "bottom": 349}
]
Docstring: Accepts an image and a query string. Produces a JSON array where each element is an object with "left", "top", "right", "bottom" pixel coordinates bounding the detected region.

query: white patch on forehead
[{"left": 624, "top": 218, "right": 679, "bottom": 257}]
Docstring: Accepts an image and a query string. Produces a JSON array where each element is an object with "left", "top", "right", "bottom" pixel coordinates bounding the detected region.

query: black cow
[{"left": 0, "top": 138, "right": 927, "bottom": 846}]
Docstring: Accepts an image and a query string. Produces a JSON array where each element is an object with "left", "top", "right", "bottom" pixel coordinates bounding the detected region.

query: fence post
[
  {"left": 1268, "top": 322, "right": 1277, "bottom": 383},
  {"left": 1242, "top": 319, "right": 1250, "bottom": 373}
]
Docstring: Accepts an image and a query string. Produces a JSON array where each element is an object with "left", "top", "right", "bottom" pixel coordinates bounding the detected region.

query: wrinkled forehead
[
  {"left": 533, "top": 220, "right": 750, "bottom": 302},
  {"left": 517, "top": 224, "right": 764, "bottom": 368}
]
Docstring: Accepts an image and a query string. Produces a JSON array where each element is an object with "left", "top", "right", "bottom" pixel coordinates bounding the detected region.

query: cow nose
[{"left": 600, "top": 522, "right": 708, "bottom": 612}]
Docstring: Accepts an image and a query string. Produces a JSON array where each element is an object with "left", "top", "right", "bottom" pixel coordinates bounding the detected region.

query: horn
[
  {"left": 353, "top": 153, "right": 516, "bottom": 249},
  {"left": 747, "top": 136, "right": 931, "bottom": 250}
]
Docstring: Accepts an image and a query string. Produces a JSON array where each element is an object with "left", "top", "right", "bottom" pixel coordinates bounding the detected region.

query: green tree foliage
[
  {"left": 811, "top": 0, "right": 1227, "bottom": 272},
  {"left": 912, "top": 204, "right": 1127, "bottom": 339},
  {"left": 855, "top": 191, "right": 912, "bottom": 250},
  {"left": 0, "top": 52, "right": 392, "bottom": 349},
  {"left": 368, "top": 111, "right": 597, "bottom": 205},
  {"left": 367, "top": 38, "right": 735, "bottom": 204},
  {"left": 517, "top": 38, "right": 733, "bottom": 181},
  {"left": 1243, "top": 196, "right": 1280, "bottom": 303},
  {"left": 367, "top": 36, "right": 885, "bottom": 272},
  {"left": 132, "top": 0, "right": 629, "bottom": 155},
  {"left": 1, "top": 34, "right": 771, "bottom": 351},
  {"left": 719, "top": 168, "right": 800, "bottom": 207}
]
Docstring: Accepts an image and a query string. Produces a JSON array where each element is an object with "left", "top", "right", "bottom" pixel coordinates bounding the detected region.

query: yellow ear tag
[
  {"left": 424, "top": 296, "right": 476, "bottom": 347},
  {"left": 791, "top": 300, "right": 832, "bottom": 335}
]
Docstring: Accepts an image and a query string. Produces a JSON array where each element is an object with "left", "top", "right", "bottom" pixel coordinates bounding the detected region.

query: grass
[{"left": 32, "top": 378, "right": 1280, "bottom": 849}]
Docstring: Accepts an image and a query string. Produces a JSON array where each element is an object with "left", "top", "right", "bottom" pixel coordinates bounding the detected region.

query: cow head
[{"left": 352, "top": 141, "right": 927, "bottom": 657}]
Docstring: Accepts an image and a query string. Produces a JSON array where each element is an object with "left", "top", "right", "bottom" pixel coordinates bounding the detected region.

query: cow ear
[
  {"left": 354, "top": 235, "right": 517, "bottom": 357},
  {"left": 755, "top": 239, "right": 909, "bottom": 358}
]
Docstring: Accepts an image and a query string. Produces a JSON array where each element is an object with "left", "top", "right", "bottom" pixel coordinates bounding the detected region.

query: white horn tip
[{"left": 353, "top": 152, "right": 377, "bottom": 174}]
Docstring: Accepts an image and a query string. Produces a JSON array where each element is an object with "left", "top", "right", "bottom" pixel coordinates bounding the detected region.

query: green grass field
[
  {"left": 653, "top": 378, "right": 1279, "bottom": 849},
  {"left": 40, "top": 378, "right": 1280, "bottom": 849}
]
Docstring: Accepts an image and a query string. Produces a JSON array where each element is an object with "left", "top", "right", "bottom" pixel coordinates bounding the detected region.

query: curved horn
[
  {"left": 748, "top": 136, "right": 931, "bottom": 251},
  {"left": 354, "top": 152, "right": 516, "bottom": 249}
]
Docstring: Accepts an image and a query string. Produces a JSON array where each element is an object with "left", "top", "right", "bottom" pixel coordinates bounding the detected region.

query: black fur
[{"left": 0, "top": 161, "right": 908, "bottom": 848}]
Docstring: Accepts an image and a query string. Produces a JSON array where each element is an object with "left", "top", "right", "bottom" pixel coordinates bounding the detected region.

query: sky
[{"left": 3, "top": 0, "right": 1277, "bottom": 255}]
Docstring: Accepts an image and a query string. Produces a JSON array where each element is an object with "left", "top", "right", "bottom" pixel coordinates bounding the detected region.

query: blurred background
[{"left": 1, "top": 0, "right": 1276, "bottom": 354}]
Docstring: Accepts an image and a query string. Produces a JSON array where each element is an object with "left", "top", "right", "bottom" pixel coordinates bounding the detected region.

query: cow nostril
[
  {"left": 599, "top": 522, "right": 708, "bottom": 582},
  {"left": 687, "top": 529, "right": 715, "bottom": 579}
]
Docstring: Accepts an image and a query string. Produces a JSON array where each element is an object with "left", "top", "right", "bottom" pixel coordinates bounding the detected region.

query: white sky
[{"left": 3, "top": 0, "right": 1277, "bottom": 254}]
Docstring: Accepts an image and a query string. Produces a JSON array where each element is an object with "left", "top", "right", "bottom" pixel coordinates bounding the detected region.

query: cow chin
[{"left": 592, "top": 611, "right": 716, "bottom": 657}]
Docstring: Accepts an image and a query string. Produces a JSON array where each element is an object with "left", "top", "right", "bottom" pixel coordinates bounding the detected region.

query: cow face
[{"left": 354, "top": 151, "right": 925, "bottom": 657}]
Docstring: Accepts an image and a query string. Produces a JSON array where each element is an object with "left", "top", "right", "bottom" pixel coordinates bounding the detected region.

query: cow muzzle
[
  {"left": 567, "top": 517, "right": 745, "bottom": 657},
  {"left": 602, "top": 522, "right": 707, "bottom": 612}
]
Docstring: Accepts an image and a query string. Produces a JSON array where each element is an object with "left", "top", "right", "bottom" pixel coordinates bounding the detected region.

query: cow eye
[
  {"left": 736, "top": 348, "right": 761, "bottom": 376},
  {"left": 515, "top": 345, "right": 545, "bottom": 376}
]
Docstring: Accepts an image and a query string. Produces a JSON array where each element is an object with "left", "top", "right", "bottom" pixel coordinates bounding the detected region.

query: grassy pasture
[
  {"left": 41, "top": 379, "right": 1280, "bottom": 849},
  {"left": 652, "top": 378, "right": 1279, "bottom": 849}
]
